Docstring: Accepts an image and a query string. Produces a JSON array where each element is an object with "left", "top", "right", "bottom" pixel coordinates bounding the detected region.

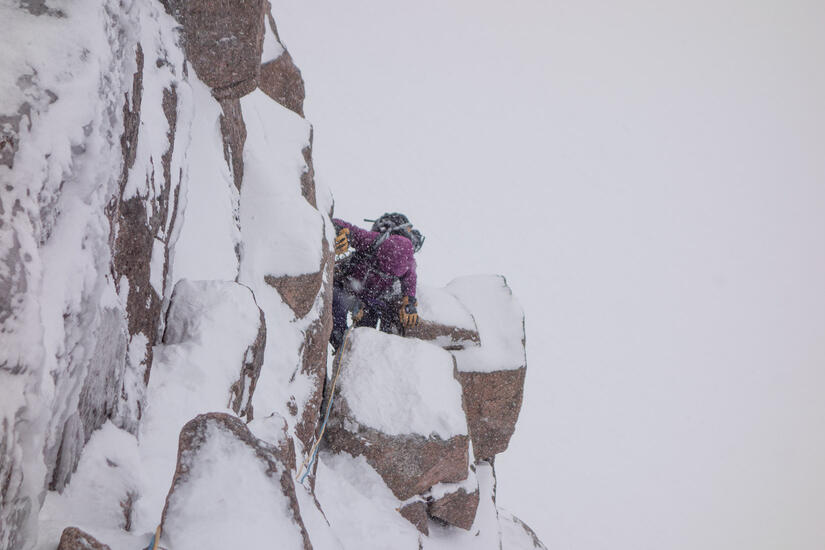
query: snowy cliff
[{"left": 0, "top": 2, "right": 543, "bottom": 549}]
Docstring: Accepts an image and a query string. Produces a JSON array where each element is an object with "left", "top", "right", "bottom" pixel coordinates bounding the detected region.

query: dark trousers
[{"left": 330, "top": 284, "right": 400, "bottom": 351}]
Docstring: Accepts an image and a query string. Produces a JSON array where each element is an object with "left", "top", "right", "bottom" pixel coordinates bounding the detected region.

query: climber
[{"left": 330, "top": 212, "right": 425, "bottom": 351}]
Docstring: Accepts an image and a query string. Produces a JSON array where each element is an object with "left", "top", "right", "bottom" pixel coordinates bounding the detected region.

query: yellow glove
[
  {"left": 398, "top": 296, "right": 419, "bottom": 328},
  {"left": 335, "top": 227, "right": 350, "bottom": 255}
]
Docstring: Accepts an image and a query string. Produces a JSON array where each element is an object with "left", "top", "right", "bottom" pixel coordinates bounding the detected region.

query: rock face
[
  {"left": 173, "top": 0, "right": 267, "bottom": 98},
  {"left": 0, "top": 2, "right": 545, "bottom": 549},
  {"left": 447, "top": 275, "right": 527, "bottom": 461},
  {"left": 326, "top": 329, "right": 470, "bottom": 501},
  {"left": 428, "top": 485, "right": 480, "bottom": 531},
  {"left": 160, "top": 413, "right": 311, "bottom": 550},
  {"left": 456, "top": 368, "right": 526, "bottom": 461},
  {"left": 407, "top": 285, "right": 480, "bottom": 350},
  {"left": 57, "top": 527, "right": 111, "bottom": 550},
  {"left": 399, "top": 501, "right": 429, "bottom": 535},
  {"left": 259, "top": 11, "right": 306, "bottom": 117}
]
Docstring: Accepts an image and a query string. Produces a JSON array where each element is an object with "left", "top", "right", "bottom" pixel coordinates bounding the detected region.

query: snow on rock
[
  {"left": 426, "top": 471, "right": 481, "bottom": 531},
  {"left": 447, "top": 275, "right": 527, "bottom": 460},
  {"left": 136, "top": 279, "right": 265, "bottom": 521},
  {"left": 1, "top": 1, "right": 185, "bottom": 546},
  {"left": 168, "top": 76, "right": 241, "bottom": 285},
  {"left": 315, "top": 451, "right": 422, "bottom": 550},
  {"left": 325, "top": 328, "right": 469, "bottom": 500},
  {"left": 55, "top": 527, "right": 111, "bottom": 550},
  {"left": 334, "top": 328, "right": 466, "bottom": 438},
  {"left": 423, "top": 461, "right": 501, "bottom": 550},
  {"left": 499, "top": 510, "right": 549, "bottom": 550},
  {"left": 447, "top": 275, "right": 525, "bottom": 374},
  {"left": 169, "top": 0, "right": 267, "bottom": 99},
  {"left": 159, "top": 413, "right": 311, "bottom": 550},
  {"left": 406, "top": 285, "right": 480, "bottom": 350},
  {"left": 259, "top": 8, "right": 306, "bottom": 117},
  {"left": 238, "top": 87, "right": 331, "bottom": 454},
  {"left": 36, "top": 422, "right": 143, "bottom": 550},
  {"left": 0, "top": 2, "right": 543, "bottom": 549}
]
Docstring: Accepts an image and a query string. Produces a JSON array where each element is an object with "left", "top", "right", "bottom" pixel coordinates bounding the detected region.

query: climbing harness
[{"left": 296, "top": 326, "right": 353, "bottom": 483}]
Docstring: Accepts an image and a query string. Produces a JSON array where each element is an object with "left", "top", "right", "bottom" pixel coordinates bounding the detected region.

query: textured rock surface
[
  {"left": 405, "top": 320, "right": 480, "bottom": 351},
  {"left": 457, "top": 367, "right": 526, "bottom": 461},
  {"left": 294, "top": 239, "right": 334, "bottom": 451},
  {"left": 325, "top": 328, "right": 470, "bottom": 500},
  {"left": 1, "top": 2, "right": 185, "bottom": 545},
  {"left": 160, "top": 413, "right": 312, "bottom": 550},
  {"left": 57, "top": 527, "right": 112, "bottom": 550},
  {"left": 265, "top": 269, "right": 324, "bottom": 319},
  {"left": 447, "top": 275, "right": 527, "bottom": 461},
  {"left": 175, "top": 0, "right": 267, "bottom": 98},
  {"left": 399, "top": 501, "right": 429, "bottom": 535},
  {"left": 218, "top": 97, "right": 247, "bottom": 191},
  {"left": 326, "top": 398, "right": 469, "bottom": 501},
  {"left": 428, "top": 487, "right": 480, "bottom": 531},
  {"left": 259, "top": 10, "right": 306, "bottom": 116}
]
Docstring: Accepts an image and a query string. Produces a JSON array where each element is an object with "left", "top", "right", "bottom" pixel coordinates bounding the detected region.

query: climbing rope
[
  {"left": 295, "top": 326, "right": 353, "bottom": 483},
  {"left": 143, "top": 525, "right": 161, "bottom": 550}
]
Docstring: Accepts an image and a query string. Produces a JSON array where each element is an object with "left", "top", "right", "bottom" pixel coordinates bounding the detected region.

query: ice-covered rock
[
  {"left": 56, "top": 527, "right": 111, "bottom": 550},
  {"left": 325, "top": 328, "right": 470, "bottom": 500},
  {"left": 447, "top": 275, "right": 527, "bottom": 461},
  {"left": 159, "top": 413, "right": 312, "bottom": 550}
]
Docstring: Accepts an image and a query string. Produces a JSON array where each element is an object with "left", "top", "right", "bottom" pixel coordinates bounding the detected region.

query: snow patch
[
  {"left": 261, "top": 13, "right": 286, "bottom": 64},
  {"left": 339, "top": 328, "right": 466, "bottom": 438},
  {"left": 417, "top": 285, "right": 476, "bottom": 330},
  {"left": 448, "top": 275, "right": 525, "bottom": 372},
  {"left": 162, "top": 420, "right": 305, "bottom": 550}
]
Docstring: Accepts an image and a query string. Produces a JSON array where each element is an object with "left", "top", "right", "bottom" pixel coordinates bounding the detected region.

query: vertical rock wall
[{"left": 0, "top": 1, "right": 329, "bottom": 548}]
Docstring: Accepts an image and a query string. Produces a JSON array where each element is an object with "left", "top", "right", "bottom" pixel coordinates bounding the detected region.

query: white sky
[{"left": 270, "top": 1, "right": 825, "bottom": 548}]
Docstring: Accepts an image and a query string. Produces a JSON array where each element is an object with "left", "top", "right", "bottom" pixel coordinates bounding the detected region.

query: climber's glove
[
  {"left": 398, "top": 296, "right": 419, "bottom": 329},
  {"left": 335, "top": 227, "right": 350, "bottom": 255},
  {"left": 351, "top": 301, "right": 365, "bottom": 324}
]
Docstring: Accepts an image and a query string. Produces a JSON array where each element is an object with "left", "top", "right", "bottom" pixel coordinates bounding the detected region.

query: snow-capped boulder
[
  {"left": 56, "top": 527, "right": 111, "bottom": 550},
  {"left": 448, "top": 275, "right": 527, "bottom": 461},
  {"left": 406, "top": 285, "right": 480, "bottom": 350},
  {"left": 325, "top": 328, "right": 470, "bottom": 500},
  {"left": 259, "top": 9, "right": 306, "bottom": 117},
  {"left": 160, "top": 413, "right": 312, "bottom": 550},
  {"left": 171, "top": 0, "right": 267, "bottom": 99}
]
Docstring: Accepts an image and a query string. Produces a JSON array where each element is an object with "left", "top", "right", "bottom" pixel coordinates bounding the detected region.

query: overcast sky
[{"left": 270, "top": 1, "right": 825, "bottom": 548}]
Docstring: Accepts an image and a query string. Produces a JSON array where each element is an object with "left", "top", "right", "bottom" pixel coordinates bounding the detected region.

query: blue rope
[
  {"left": 298, "top": 327, "right": 351, "bottom": 484},
  {"left": 298, "top": 391, "right": 335, "bottom": 484}
]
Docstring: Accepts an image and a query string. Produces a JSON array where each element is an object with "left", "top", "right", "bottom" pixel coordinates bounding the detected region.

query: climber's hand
[
  {"left": 398, "top": 296, "right": 419, "bottom": 328},
  {"left": 335, "top": 228, "right": 350, "bottom": 255}
]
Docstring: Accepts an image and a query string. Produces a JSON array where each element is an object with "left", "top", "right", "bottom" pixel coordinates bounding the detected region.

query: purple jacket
[{"left": 334, "top": 218, "right": 417, "bottom": 300}]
